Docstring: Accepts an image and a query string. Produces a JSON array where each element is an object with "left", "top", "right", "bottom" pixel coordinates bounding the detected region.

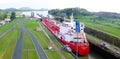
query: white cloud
[
  {"left": 0, "top": 0, "right": 120, "bottom": 13},
  {"left": 0, "top": 0, "right": 25, "bottom": 3}
]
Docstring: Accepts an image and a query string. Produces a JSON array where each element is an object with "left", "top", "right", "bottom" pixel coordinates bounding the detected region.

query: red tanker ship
[{"left": 42, "top": 17, "right": 89, "bottom": 56}]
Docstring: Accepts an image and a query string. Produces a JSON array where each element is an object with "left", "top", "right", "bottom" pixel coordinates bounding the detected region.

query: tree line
[
  {"left": 48, "top": 7, "right": 91, "bottom": 18},
  {"left": 0, "top": 11, "right": 16, "bottom": 21},
  {"left": 48, "top": 7, "right": 120, "bottom": 19},
  {"left": 0, "top": 11, "right": 8, "bottom": 21}
]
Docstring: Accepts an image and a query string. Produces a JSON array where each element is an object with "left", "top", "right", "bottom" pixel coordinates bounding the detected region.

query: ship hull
[{"left": 42, "top": 19, "right": 89, "bottom": 56}]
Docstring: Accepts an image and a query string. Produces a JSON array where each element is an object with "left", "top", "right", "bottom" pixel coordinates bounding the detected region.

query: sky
[{"left": 0, "top": 0, "right": 120, "bottom": 13}]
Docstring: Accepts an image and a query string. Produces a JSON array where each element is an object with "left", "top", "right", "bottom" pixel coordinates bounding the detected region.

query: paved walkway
[
  {"left": 12, "top": 18, "right": 48, "bottom": 59},
  {"left": 0, "top": 19, "right": 18, "bottom": 38},
  {"left": 39, "top": 22, "right": 66, "bottom": 59},
  {"left": 26, "top": 29, "right": 48, "bottom": 59},
  {"left": 12, "top": 19, "right": 26, "bottom": 59},
  {"left": 12, "top": 24, "right": 24, "bottom": 59}
]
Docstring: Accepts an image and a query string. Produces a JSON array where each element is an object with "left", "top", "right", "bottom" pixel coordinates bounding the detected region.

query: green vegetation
[
  {"left": 26, "top": 19, "right": 39, "bottom": 29},
  {"left": 22, "top": 32, "right": 38, "bottom": 59},
  {"left": 26, "top": 19, "right": 73, "bottom": 59},
  {"left": 75, "top": 16, "right": 120, "bottom": 47},
  {"left": 0, "top": 17, "right": 26, "bottom": 59},
  {"left": 10, "top": 11, "right": 16, "bottom": 20},
  {"left": 42, "top": 24, "right": 74, "bottom": 59},
  {"left": 0, "top": 26, "right": 20, "bottom": 59},
  {"left": 85, "top": 26, "right": 120, "bottom": 47},
  {"left": 0, "top": 20, "right": 15, "bottom": 34},
  {"left": 31, "top": 30, "right": 63, "bottom": 59},
  {"left": 44, "top": 28, "right": 73, "bottom": 59},
  {"left": 49, "top": 8, "right": 120, "bottom": 38},
  {"left": 0, "top": 12, "right": 8, "bottom": 21},
  {"left": 0, "top": 17, "right": 23, "bottom": 34},
  {"left": 26, "top": 20, "right": 62, "bottom": 59},
  {"left": 76, "top": 16, "right": 120, "bottom": 38},
  {"left": 48, "top": 8, "right": 90, "bottom": 17},
  {"left": 0, "top": 11, "right": 17, "bottom": 21}
]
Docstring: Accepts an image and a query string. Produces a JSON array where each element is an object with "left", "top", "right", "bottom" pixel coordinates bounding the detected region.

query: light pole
[
  {"left": 76, "top": 32, "right": 78, "bottom": 59},
  {"left": 75, "top": 20, "right": 80, "bottom": 59}
]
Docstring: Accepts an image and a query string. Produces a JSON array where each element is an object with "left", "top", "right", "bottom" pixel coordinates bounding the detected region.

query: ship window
[
  {"left": 70, "top": 41, "right": 73, "bottom": 43},
  {"left": 61, "top": 36, "right": 62, "bottom": 39},
  {"left": 65, "top": 24, "right": 68, "bottom": 26}
]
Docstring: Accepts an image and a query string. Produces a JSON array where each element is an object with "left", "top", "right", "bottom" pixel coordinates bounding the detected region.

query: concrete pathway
[
  {"left": 12, "top": 24, "right": 24, "bottom": 59},
  {"left": 12, "top": 19, "right": 26, "bottom": 59},
  {"left": 26, "top": 29, "right": 48, "bottom": 59}
]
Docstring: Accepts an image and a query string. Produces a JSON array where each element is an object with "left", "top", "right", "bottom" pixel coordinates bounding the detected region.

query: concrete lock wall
[{"left": 84, "top": 26, "right": 120, "bottom": 48}]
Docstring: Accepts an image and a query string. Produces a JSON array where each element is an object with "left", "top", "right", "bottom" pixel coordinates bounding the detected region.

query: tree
[
  {"left": 48, "top": 9, "right": 61, "bottom": 16},
  {"left": 80, "top": 8, "right": 90, "bottom": 16},
  {"left": 10, "top": 12, "right": 16, "bottom": 20},
  {"left": 48, "top": 7, "right": 90, "bottom": 18},
  {"left": 0, "top": 12, "right": 8, "bottom": 21},
  {"left": 3, "top": 12, "right": 8, "bottom": 19}
]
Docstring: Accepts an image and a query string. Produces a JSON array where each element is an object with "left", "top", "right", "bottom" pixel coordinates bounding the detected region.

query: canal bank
[{"left": 86, "top": 34, "right": 120, "bottom": 59}]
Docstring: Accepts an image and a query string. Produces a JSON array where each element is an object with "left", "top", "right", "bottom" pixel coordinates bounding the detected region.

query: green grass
[
  {"left": 85, "top": 22, "right": 120, "bottom": 36},
  {"left": 39, "top": 22, "right": 73, "bottom": 59},
  {"left": 25, "top": 19, "right": 73, "bottom": 59},
  {"left": 26, "top": 19, "right": 39, "bottom": 29},
  {"left": 77, "top": 16, "right": 120, "bottom": 38},
  {"left": 44, "top": 28, "right": 73, "bottom": 59},
  {"left": 22, "top": 32, "right": 38, "bottom": 59},
  {"left": 0, "top": 17, "right": 24, "bottom": 34},
  {"left": 40, "top": 22, "right": 74, "bottom": 59},
  {"left": 0, "top": 21, "right": 15, "bottom": 34},
  {"left": 0, "top": 28, "right": 20, "bottom": 59},
  {"left": 26, "top": 20, "right": 62, "bottom": 59},
  {"left": 0, "top": 17, "right": 26, "bottom": 59},
  {"left": 30, "top": 30, "right": 63, "bottom": 59}
]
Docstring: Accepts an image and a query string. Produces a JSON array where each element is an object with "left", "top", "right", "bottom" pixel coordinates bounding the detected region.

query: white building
[
  {"left": 21, "top": 11, "right": 48, "bottom": 18},
  {"left": 0, "top": 21, "right": 6, "bottom": 25},
  {"left": 4, "top": 18, "right": 11, "bottom": 22}
]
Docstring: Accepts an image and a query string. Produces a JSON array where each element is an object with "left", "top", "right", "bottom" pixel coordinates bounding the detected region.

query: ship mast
[
  {"left": 70, "top": 13, "right": 74, "bottom": 28},
  {"left": 75, "top": 20, "right": 80, "bottom": 59},
  {"left": 70, "top": 12, "right": 79, "bottom": 59},
  {"left": 70, "top": 13, "right": 73, "bottom": 23}
]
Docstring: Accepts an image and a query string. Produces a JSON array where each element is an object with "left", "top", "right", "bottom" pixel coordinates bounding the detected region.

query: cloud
[
  {"left": 0, "top": 0, "right": 24, "bottom": 3},
  {"left": 0, "top": 0, "right": 120, "bottom": 12}
]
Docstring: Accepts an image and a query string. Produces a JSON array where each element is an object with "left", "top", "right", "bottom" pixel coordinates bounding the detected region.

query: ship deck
[{"left": 57, "top": 23, "right": 86, "bottom": 43}]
